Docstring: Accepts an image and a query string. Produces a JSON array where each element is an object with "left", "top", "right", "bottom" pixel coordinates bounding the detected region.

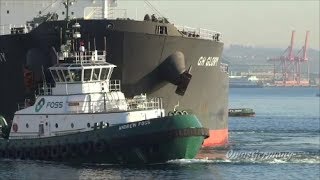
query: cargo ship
[
  {"left": 0, "top": 0, "right": 228, "bottom": 148},
  {"left": 229, "top": 75, "right": 263, "bottom": 88}
]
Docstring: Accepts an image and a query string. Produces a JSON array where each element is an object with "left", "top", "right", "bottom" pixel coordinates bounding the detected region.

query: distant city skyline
[{"left": 118, "top": 1, "right": 319, "bottom": 49}]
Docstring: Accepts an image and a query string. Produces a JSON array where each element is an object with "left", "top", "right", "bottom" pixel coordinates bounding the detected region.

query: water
[{"left": 0, "top": 87, "right": 319, "bottom": 180}]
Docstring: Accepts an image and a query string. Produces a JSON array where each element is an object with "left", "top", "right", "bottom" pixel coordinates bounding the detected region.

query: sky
[{"left": 117, "top": 0, "right": 319, "bottom": 49}]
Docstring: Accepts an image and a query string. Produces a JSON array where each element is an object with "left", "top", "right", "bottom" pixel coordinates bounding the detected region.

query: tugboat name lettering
[
  {"left": 197, "top": 56, "right": 219, "bottom": 66},
  {"left": 46, "top": 102, "right": 63, "bottom": 108},
  {"left": 119, "top": 120, "right": 151, "bottom": 130}
]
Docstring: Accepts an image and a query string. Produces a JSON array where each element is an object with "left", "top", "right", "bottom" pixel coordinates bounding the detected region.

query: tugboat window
[
  {"left": 63, "top": 70, "right": 71, "bottom": 82},
  {"left": 70, "top": 69, "right": 82, "bottom": 82},
  {"left": 71, "top": 123, "right": 74, "bottom": 128},
  {"left": 55, "top": 123, "right": 58, "bottom": 128},
  {"left": 87, "top": 123, "right": 90, "bottom": 128},
  {"left": 26, "top": 123, "right": 29, "bottom": 128},
  {"left": 7, "top": 10, "right": 9, "bottom": 14},
  {"left": 156, "top": 26, "right": 167, "bottom": 35},
  {"left": 57, "top": 70, "right": 66, "bottom": 82},
  {"left": 84, "top": 69, "right": 92, "bottom": 81},
  {"left": 100, "top": 68, "right": 109, "bottom": 80},
  {"left": 92, "top": 68, "right": 101, "bottom": 80},
  {"left": 50, "top": 70, "right": 60, "bottom": 82}
]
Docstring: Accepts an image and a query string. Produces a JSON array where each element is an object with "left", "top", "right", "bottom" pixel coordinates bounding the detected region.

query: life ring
[
  {"left": 12, "top": 123, "right": 18, "bottom": 132},
  {"left": 80, "top": 142, "right": 92, "bottom": 155}
]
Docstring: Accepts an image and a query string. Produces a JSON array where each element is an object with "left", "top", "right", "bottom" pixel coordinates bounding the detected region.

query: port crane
[{"left": 268, "top": 31, "right": 310, "bottom": 86}]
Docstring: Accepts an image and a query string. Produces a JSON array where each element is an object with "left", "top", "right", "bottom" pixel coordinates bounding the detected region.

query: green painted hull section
[{"left": 0, "top": 115, "right": 208, "bottom": 164}]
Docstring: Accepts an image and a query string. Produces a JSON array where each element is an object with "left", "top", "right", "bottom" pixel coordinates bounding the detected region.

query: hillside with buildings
[{"left": 223, "top": 45, "right": 319, "bottom": 86}]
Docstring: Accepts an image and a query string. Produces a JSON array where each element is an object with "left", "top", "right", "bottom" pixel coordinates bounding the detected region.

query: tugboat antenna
[{"left": 63, "top": 0, "right": 76, "bottom": 21}]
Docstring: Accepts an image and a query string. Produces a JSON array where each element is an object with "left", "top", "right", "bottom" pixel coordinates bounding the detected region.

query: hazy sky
[{"left": 118, "top": 0, "right": 319, "bottom": 49}]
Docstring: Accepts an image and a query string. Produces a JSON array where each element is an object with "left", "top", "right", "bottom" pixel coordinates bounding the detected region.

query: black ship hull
[{"left": 0, "top": 19, "right": 228, "bottom": 147}]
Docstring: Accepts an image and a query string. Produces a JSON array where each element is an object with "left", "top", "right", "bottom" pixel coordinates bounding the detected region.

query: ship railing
[
  {"left": 0, "top": 24, "right": 34, "bottom": 35},
  {"left": 84, "top": 7, "right": 127, "bottom": 19},
  {"left": 17, "top": 98, "right": 34, "bottom": 110},
  {"left": 175, "top": 25, "right": 222, "bottom": 41},
  {"left": 36, "top": 84, "right": 53, "bottom": 96},
  {"left": 220, "top": 63, "right": 229, "bottom": 74},
  {"left": 127, "top": 97, "right": 163, "bottom": 111},
  {"left": 109, "top": 80, "right": 121, "bottom": 91},
  {"left": 69, "top": 97, "right": 162, "bottom": 114},
  {"left": 60, "top": 50, "right": 106, "bottom": 63}
]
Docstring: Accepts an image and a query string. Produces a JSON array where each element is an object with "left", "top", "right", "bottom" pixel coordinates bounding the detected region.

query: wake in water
[{"left": 168, "top": 151, "right": 320, "bottom": 165}]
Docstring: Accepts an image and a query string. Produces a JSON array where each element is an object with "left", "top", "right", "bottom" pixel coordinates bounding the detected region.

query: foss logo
[
  {"left": 35, "top": 98, "right": 45, "bottom": 112},
  {"left": 197, "top": 56, "right": 219, "bottom": 66},
  {"left": 46, "top": 101, "right": 63, "bottom": 109},
  {"left": 35, "top": 98, "right": 63, "bottom": 112}
]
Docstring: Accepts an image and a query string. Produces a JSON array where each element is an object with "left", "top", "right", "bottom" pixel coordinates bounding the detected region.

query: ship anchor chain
[{"left": 167, "top": 101, "right": 188, "bottom": 116}]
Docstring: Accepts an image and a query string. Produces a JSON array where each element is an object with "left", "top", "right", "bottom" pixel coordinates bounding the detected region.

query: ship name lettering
[
  {"left": 119, "top": 121, "right": 151, "bottom": 130},
  {"left": 46, "top": 102, "right": 63, "bottom": 109},
  {"left": 119, "top": 123, "right": 137, "bottom": 130},
  {"left": 197, "top": 56, "right": 219, "bottom": 66}
]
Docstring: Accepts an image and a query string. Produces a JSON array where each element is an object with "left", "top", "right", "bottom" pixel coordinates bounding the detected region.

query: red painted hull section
[{"left": 202, "top": 128, "right": 229, "bottom": 148}]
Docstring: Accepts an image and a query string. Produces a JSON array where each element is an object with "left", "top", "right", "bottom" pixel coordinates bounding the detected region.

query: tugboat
[
  {"left": 228, "top": 108, "right": 255, "bottom": 117},
  {"left": 0, "top": 24, "right": 208, "bottom": 164}
]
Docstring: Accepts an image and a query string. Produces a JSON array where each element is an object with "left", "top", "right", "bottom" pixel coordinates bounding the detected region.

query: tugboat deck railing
[
  {"left": 59, "top": 50, "right": 106, "bottom": 63},
  {"left": 68, "top": 97, "right": 163, "bottom": 114},
  {"left": 35, "top": 79, "right": 122, "bottom": 96}
]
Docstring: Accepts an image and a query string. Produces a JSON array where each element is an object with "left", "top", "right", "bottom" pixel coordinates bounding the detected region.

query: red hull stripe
[{"left": 202, "top": 128, "right": 229, "bottom": 147}]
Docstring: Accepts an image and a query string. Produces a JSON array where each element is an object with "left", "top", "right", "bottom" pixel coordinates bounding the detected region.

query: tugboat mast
[{"left": 63, "top": 0, "right": 75, "bottom": 21}]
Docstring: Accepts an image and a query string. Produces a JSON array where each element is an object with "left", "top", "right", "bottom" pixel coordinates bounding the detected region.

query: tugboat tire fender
[
  {"left": 182, "top": 110, "right": 188, "bottom": 115},
  {"left": 4, "top": 149, "right": 10, "bottom": 158},
  {"left": 24, "top": 148, "right": 31, "bottom": 160},
  {"left": 40, "top": 146, "right": 50, "bottom": 160},
  {"left": 15, "top": 149, "right": 23, "bottom": 159},
  {"left": 93, "top": 140, "right": 106, "bottom": 153},
  {"left": 30, "top": 148, "right": 39, "bottom": 159},
  {"left": 80, "top": 142, "right": 92, "bottom": 155},
  {"left": 60, "top": 145, "right": 69, "bottom": 158},
  {"left": 51, "top": 146, "right": 60, "bottom": 159},
  {"left": 9, "top": 148, "right": 16, "bottom": 159},
  {"left": 174, "top": 111, "right": 183, "bottom": 115},
  {"left": 168, "top": 111, "right": 174, "bottom": 116},
  {"left": 0, "top": 149, "right": 5, "bottom": 158}
]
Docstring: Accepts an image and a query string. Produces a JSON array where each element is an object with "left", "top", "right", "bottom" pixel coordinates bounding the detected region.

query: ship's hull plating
[{"left": 0, "top": 19, "right": 229, "bottom": 148}]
